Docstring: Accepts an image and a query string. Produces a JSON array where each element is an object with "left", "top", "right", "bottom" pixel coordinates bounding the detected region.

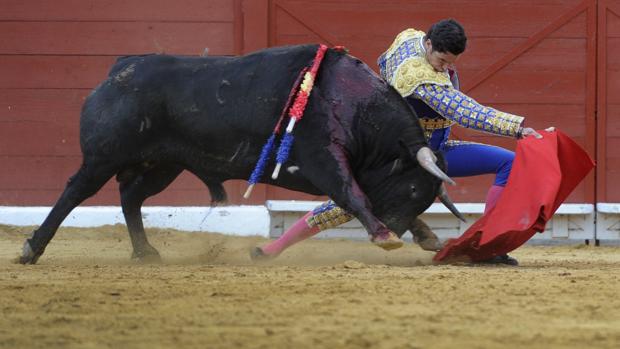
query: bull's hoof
[
  {"left": 249, "top": 247, "right": 275, "bottom": 262},
  {"left": 15, "top": 240, "right": 41, "bottom": 265},
  {"left": 415, "top": 237, "right": 444, "bottom": 252},
  {"left": 371, "top": 231, "right": 404, "bottom": 251},
  {"left": 478, "top": 254, "right": 519, "bottom": 266},
  {"left": 131, "top": 246, "right": 162, "bottom": 263},
  {"left": 410, "top": 218, "right": 442, "bottom": 251}
]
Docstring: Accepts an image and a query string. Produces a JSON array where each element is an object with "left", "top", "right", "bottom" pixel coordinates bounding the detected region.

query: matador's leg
[{"left": 251, "top": 200, "right": 354, "bottom": 260}]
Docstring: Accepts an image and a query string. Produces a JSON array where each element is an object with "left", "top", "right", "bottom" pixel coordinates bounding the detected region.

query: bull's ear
[
  {"left": 390, "top": 139, "right": 411, "bottom": 175},
  {"left": 389, "top": 158, "right": 403, "bottom": 176},
  {"left": 398, "top": 138, "right": 415, "bottom": 163}
]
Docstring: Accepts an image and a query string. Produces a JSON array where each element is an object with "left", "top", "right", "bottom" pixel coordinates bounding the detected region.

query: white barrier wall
[
  {"left": 0, "top": 202, "right": 606, "bottom": 241},
  {"left": 266, "top": 201, "right": 596, "bottom": 242},
  {"left": 596, "top": 203, "right": 620, "bottom": 240},
  {"left": 0, "top": 206, "right": 270, "bottom": 237}
]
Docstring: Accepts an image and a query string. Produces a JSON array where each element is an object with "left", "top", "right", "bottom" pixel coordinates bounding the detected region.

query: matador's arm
[{"left": 413, "top": 84, "right": 525, "bottom": 138}]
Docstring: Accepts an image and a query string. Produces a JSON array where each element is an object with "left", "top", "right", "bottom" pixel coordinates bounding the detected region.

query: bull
[{"left": 18, "top": 44, "right": 461, "bottom": 264}]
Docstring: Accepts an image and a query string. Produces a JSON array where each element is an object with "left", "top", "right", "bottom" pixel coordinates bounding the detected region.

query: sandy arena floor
[{"left": 1, "top": 224, "right": 619, "bottom": 349}]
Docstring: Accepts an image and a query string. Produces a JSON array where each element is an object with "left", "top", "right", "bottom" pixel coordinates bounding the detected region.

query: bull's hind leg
[
  {"left": 119, "top": 164, "right": 183, "bottom": 262},
  {"left": 19, "top": 162, "right": 118, "bottom": 264}
]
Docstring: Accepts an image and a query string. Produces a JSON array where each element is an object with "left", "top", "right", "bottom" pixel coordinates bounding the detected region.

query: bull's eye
[{"left": 410, "top": 184, "right": 416, "bottom": 193}]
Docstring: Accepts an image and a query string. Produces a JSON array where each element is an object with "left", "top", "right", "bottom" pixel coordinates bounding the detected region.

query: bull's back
[
  {"left": 79, "top": 45, "right": 322, "bottom": 158},
  {"left": 156, "top": 46, "right": 322, "bottom": 142}
]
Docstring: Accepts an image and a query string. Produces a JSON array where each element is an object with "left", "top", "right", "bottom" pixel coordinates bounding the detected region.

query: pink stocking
[
  {"left": 484, "top": 185, "right": 504, "bottom": 214},
  {"left": 261, "top": 211, "right": 320, "bottom": 256}
]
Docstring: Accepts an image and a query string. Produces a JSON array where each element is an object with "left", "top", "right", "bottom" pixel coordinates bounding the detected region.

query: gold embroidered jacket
[{"left": 377, "top": 28, "right": 524, "bottom": 140}]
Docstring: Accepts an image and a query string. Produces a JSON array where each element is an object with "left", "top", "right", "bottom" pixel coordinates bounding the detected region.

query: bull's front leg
[
  {"left": 299, "top": 145, "right": 403, "bottom": 250},
  {"left": 407, "top": 218, "right": 443, "bottom": 251},
  {"left": 331, "top": 182, "right": 403, "bottom": 250}
]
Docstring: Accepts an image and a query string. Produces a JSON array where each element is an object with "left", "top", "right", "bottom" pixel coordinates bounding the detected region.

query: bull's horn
[
  {"left": 416, "top": 147, "right": 456, "bottom": 186},
  {"left": 438, "top": 184, "right": 466, "bottom": 222}
]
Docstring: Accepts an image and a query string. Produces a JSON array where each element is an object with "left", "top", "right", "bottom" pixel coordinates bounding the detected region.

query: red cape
[{"left": 434, "top": 130, "right": 595, "bottom": 263}]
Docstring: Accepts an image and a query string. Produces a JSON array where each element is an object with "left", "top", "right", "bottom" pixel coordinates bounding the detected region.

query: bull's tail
[{"left": 207, "top": 182, "right": 227, "bottom": 204}]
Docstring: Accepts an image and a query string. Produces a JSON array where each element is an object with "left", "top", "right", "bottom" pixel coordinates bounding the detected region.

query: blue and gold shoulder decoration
[{"left": 377, "top": 29, "right": 452, "bottom": 97}]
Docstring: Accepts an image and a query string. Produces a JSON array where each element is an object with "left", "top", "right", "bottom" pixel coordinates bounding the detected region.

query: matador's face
[{"left": 424, "top": 39, "right": 459, "bottom": 73}]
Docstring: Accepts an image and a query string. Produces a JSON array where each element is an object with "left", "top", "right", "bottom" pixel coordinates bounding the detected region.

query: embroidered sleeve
[{"left": 413, "top": 84, "right": 524, "bottom": 138}]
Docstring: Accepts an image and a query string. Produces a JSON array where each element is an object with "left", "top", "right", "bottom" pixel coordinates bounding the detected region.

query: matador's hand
[{"left": 520, "top": 126, "right": 555, "bottom": 139}]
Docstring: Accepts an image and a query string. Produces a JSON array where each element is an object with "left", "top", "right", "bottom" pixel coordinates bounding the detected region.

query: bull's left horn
[
  {"left": 438, "top": 184, "right": 466, "bottom": 222},
  {"left": 416, "top": 147, "right": 456, "bottom": 186}
]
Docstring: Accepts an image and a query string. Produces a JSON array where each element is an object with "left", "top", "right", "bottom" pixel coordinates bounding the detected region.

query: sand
[{"left": 1, "top": 224, "right": 619, "bottom": 349}]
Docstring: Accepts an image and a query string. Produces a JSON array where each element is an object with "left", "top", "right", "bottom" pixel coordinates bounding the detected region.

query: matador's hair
[{"left": 426, "top": 18, "right": 467, "bottom": 55}]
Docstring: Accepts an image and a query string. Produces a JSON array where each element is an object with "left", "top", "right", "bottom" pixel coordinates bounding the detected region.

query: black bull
[{"left": 18, "top": 44, "right": 460, "bottom": 264}]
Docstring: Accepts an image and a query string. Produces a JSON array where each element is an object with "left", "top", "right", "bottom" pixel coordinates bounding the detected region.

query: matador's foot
[
  {"left": 249, "top": 247, "right": 276, "bottom": 262},
  {"left": 479, "top": 254, "right": 519, "bottom": 266},
  {"left": 370, "top": 231, "right": 404, "bottom": 251}
]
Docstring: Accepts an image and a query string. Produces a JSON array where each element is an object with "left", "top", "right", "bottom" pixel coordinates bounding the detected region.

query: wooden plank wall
[
  {"left": 270, "top": 0, "right": 596, "bottom": 203},
  {"left": 0, "top": 0, "right": 248, "bottom": 205},
  {"left": 598, "top": 0, "right": 620, "bottom": 202},
  {"left": 0, "top": 0, "right": 606, "bottom": 206}
]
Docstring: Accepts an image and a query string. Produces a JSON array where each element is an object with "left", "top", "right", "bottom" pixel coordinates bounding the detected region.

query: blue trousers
[{"left": 442, "top": 142, "right": 514, "bottom": 186}]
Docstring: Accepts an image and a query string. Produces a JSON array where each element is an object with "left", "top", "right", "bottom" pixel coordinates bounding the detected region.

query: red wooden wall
[
  {"left": 0, "top": 0, "right": 607, "bottom": 206},
  {"left": 0, "top": 0, "right": 252, "bottom": 205},
  {"left": 598, "top": 0, "right": 620, "bottom": 202},
  {"left": 265, "top": 0, "right": 596, "bottom": 203}
]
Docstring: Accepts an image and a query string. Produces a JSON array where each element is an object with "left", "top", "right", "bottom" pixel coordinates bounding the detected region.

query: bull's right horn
[
  {"left": 416, "top": 147, "right": 456, "bottom": 186},
  {"left": 438, "top": 184, "right": 466, "bottom": 222}
]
